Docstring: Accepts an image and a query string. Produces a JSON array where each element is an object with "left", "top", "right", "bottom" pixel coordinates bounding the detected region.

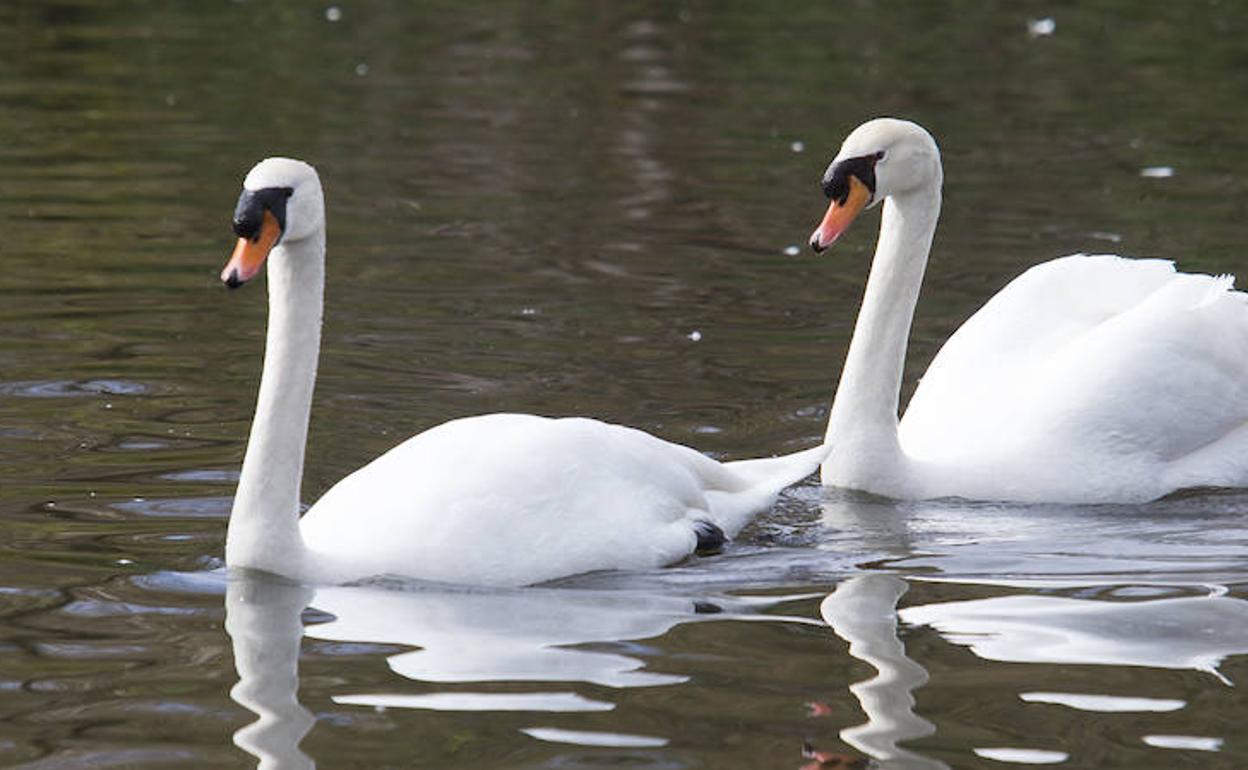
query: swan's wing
[
  {"left": 1021, "top": 271, "right": 1248, "bottom": 492},
  {"left": 299, "top": 414, "right": 811, "bottom": 584},
  {"left": 901, "top": 255, "right": 1179, "bottom": 458},
  {"left": 302, "top": 415, "right": 698, "bottom": 584},
  {"left": 900, "top": 255, "right": 1248, "bottom": 486}
]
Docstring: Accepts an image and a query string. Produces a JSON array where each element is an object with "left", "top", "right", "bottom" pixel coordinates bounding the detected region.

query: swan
[
  {"left": 809, "top": 118, "right": 1248, "bottom": 503},
  {"left": 218, "top": 157, "right": 827, "bottom": 586}
]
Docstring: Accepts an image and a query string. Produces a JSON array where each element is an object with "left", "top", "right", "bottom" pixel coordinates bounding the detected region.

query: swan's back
[
  {"left": 899, "top": 254, "right": 1248, "bottom": 500},
  {"left": 299, "top": 413, "right": 823, "bottom": 585}
]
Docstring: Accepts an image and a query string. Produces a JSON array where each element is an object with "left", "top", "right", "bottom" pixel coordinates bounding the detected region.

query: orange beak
[
  {"left": 809, "top": 174, "right": 871, "bottom": 253},
  {"left": 221, "top": 209, "right": 282, "bottom": 288}
]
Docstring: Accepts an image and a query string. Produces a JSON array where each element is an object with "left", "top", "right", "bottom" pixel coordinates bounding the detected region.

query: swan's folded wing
[
  {"left": 900, "top": 255, "right": 1248, "bottom": 492},
  {"left": 301, "top": 414, "right": 820, "bottom": 583}
]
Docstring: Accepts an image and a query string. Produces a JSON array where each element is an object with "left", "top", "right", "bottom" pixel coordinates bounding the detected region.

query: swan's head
[
  {"left": 809, "top": 118, "right": 941, "bottom": 253},
  {"left": 220, "top": 157, "right": 324, "bottom": 288}
]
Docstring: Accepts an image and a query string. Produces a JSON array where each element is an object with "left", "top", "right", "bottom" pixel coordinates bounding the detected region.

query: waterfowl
[
  {"left": 810, "top": 118, "right": 1248, "bottom": 502},
  {"left": 220, "top": 157, "right": 826, "bottom": 586}
]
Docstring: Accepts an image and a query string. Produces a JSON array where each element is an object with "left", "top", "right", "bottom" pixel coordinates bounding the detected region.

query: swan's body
[
  {"left": 221, "top": 157, "right": 826, "bottom": 586},
  {"left": 301, "top": 413, "right": 826, "bottom": 585},
  {"left": 811, "top": 119, "right": 1248, "bottom": 503}
]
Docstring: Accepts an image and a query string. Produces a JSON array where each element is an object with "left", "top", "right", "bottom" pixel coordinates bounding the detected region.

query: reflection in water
[
  {"left": 972, "top": 747, "right": 1068, "bottom": 764},
  {"left": 226, "top": 569, "right": 806, "bottom": 766},
  {"left": 820, "top": 489, "right": 1248, "bottom": 586},
  {"left": 813, "top": 499, "right": 1243, "bottom": 768},
  {"left": 820, "top": 575, "right": 945, "bottom": 770},
  {"left": 899, "top": 588, "right": 1248, "bottom": 685},
  {"left": 521, "top": 726, "right": 668, "bottom": 748},
  {"left": 821, "top": 573, "right": 1245, "bottom": 769},
  {"left": 817, "top": 488, "right": 1247, "bottom": 768},
  {"left": 1142, "top": 734, "right": 1223, "bottom": 752},
  {"left": 304, "top": 582, "right": 706, "bottom": 693},
  {"left": 1019, "top": 692, "right": 1184, "bottom": 712},
  {"left": 225, "top": 572, "right": 316, "bottom": 770}
]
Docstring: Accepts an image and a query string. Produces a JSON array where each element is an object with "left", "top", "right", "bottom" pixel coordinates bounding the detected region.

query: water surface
[{"left": 2, "top": 2, "right": 1246, "bottom": 768}]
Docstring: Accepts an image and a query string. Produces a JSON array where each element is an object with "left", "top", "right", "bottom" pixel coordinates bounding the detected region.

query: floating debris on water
[
  {"left": 783, "top": 245, "right": 800, "bottom": 256},
  {"left": 1090, "top": 231, "right": 1123, "bottom": 243},
  {"left": 687, "top": 330, "right": 703, "bottom": 342},
  {"left": 790, "top": 140, "right": 805, "bottom": 153},
  {"left": 325, "top": 5, "right": 342, "bottom": 22},
  {"left": 1140, "top": 166, "right": 1175, "bottom": 178},
  {"left": 355, "top": 63, "right": 369, "bottom": 77},
  {"left": 1028, "top": 17, "right": 1056, "bottom": 37}
]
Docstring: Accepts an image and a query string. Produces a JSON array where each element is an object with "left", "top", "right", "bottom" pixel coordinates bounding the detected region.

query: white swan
[
  {"left": 219, "top": 157, "right": 826, "bottom": 586},
  {"left": 809, "top": 118, "right": 1248, "bottom": 503}
]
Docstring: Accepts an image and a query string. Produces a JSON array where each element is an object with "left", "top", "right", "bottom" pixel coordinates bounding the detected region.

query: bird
[
  {"left": 218, "top": 157, "right": 827, "bottom": 586},
  {"left": 808, "top": 118, "right": 1248, "bottom": 503}
]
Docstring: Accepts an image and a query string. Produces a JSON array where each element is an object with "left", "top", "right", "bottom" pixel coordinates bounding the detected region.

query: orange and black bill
[
  {"left": 221, "top": 186, "right": 292, "bottom": 288},
  {"left": 809, "top": 154, "right": 878, "bottom": 253},
  {"left": 221, "top": 209, "right": 281, "bottom": 288}
]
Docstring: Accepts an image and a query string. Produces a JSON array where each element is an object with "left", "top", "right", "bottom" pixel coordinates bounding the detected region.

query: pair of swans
[{"left": 220, "top": 118, "right": 1248, "bottom": 586}]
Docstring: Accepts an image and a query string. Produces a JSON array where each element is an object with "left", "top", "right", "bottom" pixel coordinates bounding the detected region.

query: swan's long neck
[
  {"left": 822, "top": 186, "right": 940, "bottom": 490},
  {"left": 227, "top": 230, "right": 325, "bottom": 575}
]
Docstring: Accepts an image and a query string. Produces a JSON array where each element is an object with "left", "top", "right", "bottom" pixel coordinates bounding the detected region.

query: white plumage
[
  {"left": 221, "top": 157, "right": 826, "bottom": 586},
  {"left": 812, "top": 119, "right": 1248, "bottom": 503},
  {"left": 302, "top": 413, "right": 825, "bottom": 585}
]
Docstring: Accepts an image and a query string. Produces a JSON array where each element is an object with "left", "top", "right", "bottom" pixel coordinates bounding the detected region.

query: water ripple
[{"left": 0, "top": 379, "right": 148, "bottom": 398}]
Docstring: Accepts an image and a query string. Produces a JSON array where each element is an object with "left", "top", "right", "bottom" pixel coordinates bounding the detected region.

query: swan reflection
[
  {"left": 226, "top": 569, "right": 803, "bottom": 767},
  {"left": 821, "top": 575, "right": 946, "bottom": 770},
  {"left": 820, "top": 570, "right": 1245, "bottom": 768},
  {"left": 899, "top": 588, "right": 1248, "bottom": 685},
  {"left": 225, "top": 573, "right": 315, "bottom": 770},
  {"left": 304, "top": 582, "right": 707, "bottom": 691},
  {"left": 815, "top": 488, "right": 1248, "bottom": 767}
]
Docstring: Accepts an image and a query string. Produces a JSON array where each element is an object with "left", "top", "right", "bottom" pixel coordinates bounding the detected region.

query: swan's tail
[
  {"left": 704, "top": 442, "right": 831, "bottom": 536},
  {"left": 723, "top": 443, "right": 831, "bottom": 488}
]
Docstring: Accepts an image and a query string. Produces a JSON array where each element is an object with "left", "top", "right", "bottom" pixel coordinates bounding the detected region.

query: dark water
[{"left": 2, "top": 1, "right": 1247, "bottom": 767}]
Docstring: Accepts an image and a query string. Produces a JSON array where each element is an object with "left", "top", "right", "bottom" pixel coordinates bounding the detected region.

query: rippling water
[{"left": 2, "top": 2, "right": 1247, "bottom": 768}]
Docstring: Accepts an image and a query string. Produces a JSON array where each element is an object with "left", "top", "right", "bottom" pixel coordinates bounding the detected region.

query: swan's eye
[
  {"left": 233, "top": 186, "right": 294, "bottom": 241},
  {"left": 821, "top": 155, "right": 878, "bottom": 202},
  {"left": 874, "top": 151, "right": 885, "bottom": 162}
]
